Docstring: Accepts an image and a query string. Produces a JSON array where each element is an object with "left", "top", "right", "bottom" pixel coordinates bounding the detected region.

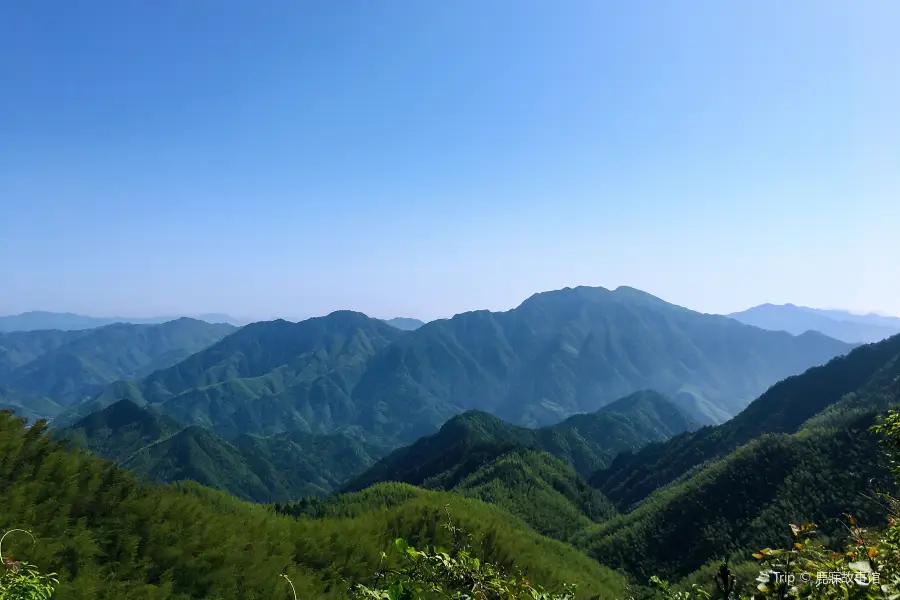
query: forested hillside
[
  {"left": 58, "top": 400, "right": 385, "bottom": 502},
  {"left": 593, "top": 333, "right": 900, "bottom": 509},
  {"left": 5, "top": 333, "right": 900, "bottom": 600},
  {"left": 347, "top": 390, "right": 698, "bottom": 493},
  {"left": 6, "top": 291, "right": 892, "bottom": 600},
  {"left": 0, "top": 410, "right": 629, "bottom": 599},
  {"left": 58, "top": 286, "right": 851, "bottom": 450},
  {"left": 573, "top": 333, "right": 900, "bottom": 583}
]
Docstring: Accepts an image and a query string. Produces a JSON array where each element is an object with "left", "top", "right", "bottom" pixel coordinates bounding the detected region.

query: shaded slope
[
  {"left": 537, "top": 390, "right": 702, "bottom": 474},
  {"left": 57, "top": 400, "right": 384, "bottom": 502},
  {"left": 574, "top": 337, "right": 900, "bottom": 581},
  {"left": 56, "top": 398, "right": 182, "bottom": 461},
  {"left": 593, "top": 333, "right": 900, "bottom": 510},
  {"left": 576, "top": 413, "right": 894, "bottom": 581},
  {"left": 347, "top": 390, "right": 699, "bottom": 492},
  {"left": 310, "top": 439, "right": 617, "bottom": 542}
]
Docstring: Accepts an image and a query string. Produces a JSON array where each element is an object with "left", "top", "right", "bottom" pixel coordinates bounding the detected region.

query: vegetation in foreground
[
  {"left": 303, "top": 408, "right": 900, "bottom": 599},
  {"left": 10, "top": 407, "right": 900, "bottom": 599},
  {"left": 0, "top": 409, "right": 626, "bottom": 599}
]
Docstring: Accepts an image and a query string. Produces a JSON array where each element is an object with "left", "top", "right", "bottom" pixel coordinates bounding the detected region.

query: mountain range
[
  {"left": 728, "top": 303, "right": 900, "bottom": 343},
  {"left": 3, "top": 284, "right": 900, "bottom": 599},
  {"left": 53, "top": 286, "right": 852, "bottom": 449},
  {"left": 345, "top": 390, "right": 699, "bottom": 492},
  {"left": 0, "top": 318, "right": 236, "bottom": 413},
  {"left": 55, "top": 390, "right": 696, "bottom": 509},
  {"left": 576, "top": 331, "right": 900, "bottom": 581},
  {"left": 0, "top": 310, "right": 427, "bottom": 333},
  {"left": 0, "top": 310, "right": 246, "bottom": 331}
]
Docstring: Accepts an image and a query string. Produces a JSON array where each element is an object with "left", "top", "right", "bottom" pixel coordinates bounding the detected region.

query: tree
[
  {"left": 0, "top": 530, "right": 58, "bottom": 600},
  {"left": 349, "top": 509, "right": 578, "bottom": 600},
  {"left": 650, "top": 409, "right": 900, "bottom": 600}
]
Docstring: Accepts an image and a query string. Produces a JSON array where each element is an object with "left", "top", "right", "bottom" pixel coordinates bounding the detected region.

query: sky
[{"left": 1, "top": 1, "right": 898, "bottom": 322}]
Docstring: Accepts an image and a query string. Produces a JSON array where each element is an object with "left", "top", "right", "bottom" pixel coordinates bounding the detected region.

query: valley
[{"left": 2, "top": 285, "right": 897, "bottom": 599}]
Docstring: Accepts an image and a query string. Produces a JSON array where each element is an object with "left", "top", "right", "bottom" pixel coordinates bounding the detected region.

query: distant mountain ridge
[
  {"left": 0, "top": 318, "right": 236, "bottom": 414},
  {"left": 381, "top": 317, "right": 426, "bottom": 330},
  {"left": 56, "top": 286, "right": 853, "bottom": 448},
  {"left": 0, "top": 310, "right": 245, "bottom": 331},
  {"left": 728, "top": 303, "right": 900, "bottom": 343}
]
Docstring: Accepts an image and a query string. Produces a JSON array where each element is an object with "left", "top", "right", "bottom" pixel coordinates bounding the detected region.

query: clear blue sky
[{"left": 2, "top": 1, "right": 898, "bottom": 322}]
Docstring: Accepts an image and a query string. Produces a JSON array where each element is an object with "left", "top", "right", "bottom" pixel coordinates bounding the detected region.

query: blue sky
[{"left": 1, "top": 1, "right": 898, "bottom": 322}]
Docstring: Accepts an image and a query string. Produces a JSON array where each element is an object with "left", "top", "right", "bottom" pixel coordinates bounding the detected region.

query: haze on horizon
[{"left": 2, "top": 2, "right": 898, "bottom": 323}]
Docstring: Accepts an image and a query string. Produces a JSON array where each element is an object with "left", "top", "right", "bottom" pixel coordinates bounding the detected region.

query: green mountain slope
[
  {"left": 349, "top": 286, "right": 851, "bottom": 438},
  {"left": 572, "top": 335, "right": 900, "bottom": 581},
  {"left": 593, "top": 333, "right": 900, "bottom": 510},
  {"left": 347, "top": 390, "right": 700, "bottom": 492},
  {"left": 57, "top": 398, "right": 182, "bottom": 461},
  {"left": 0, "top": 318, "right": 236, "bottom": 411},
  {"left": 441, "top": 447, "right": 617, "bottom": 541},
  {"left": 537, "top": 390, "right": 702, "bottom": 474},
  {"left": 62, "top": 287, "right": 850, "bottom": 449},
  {"left": 58, "top": 311, "right": 406, "bottom": 438},
  {"left": 576, "top": 413, "right": 894, "bottom": 582},
  {"left": 301, "top": 441, "right": 616, "bottom": 542},
  {"left": 121, "top": 425, "right": 386, "bottom": 502},
  {"left": 58, "top": 400, "right": 384, "bottom": 502},
  {"left": 0, "top": 412, "right": 629, "bottom": 599}
]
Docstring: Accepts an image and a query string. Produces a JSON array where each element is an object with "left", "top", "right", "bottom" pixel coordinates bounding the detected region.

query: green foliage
[
  {"left": 578, "top": 414, "right": 893, "bottom": 582},
  {"left": 595, "top": 333, "right": 900, "bottom": 510},
  {"left": 0, "top": 411, "right": 627, "bottom": 599},
  {"left": 428, "top": 445, "right": 615, "bottom": 541},
  {"left": 353, "top": 535, "right": 577, "bottom": 600},
  {"left": 645, "top": 408, "right": 900, "bottom": 600},
  {"left": 577, "top": 335, "right": 900, "bottom": 582},
  {"left": 0, "top": 530, "right": 58, "bottom": 600}
]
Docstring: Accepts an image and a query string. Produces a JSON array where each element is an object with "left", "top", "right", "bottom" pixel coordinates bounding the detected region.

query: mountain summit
[{"left": 57, "top": 286, "right": 852, "bottom": 447}]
